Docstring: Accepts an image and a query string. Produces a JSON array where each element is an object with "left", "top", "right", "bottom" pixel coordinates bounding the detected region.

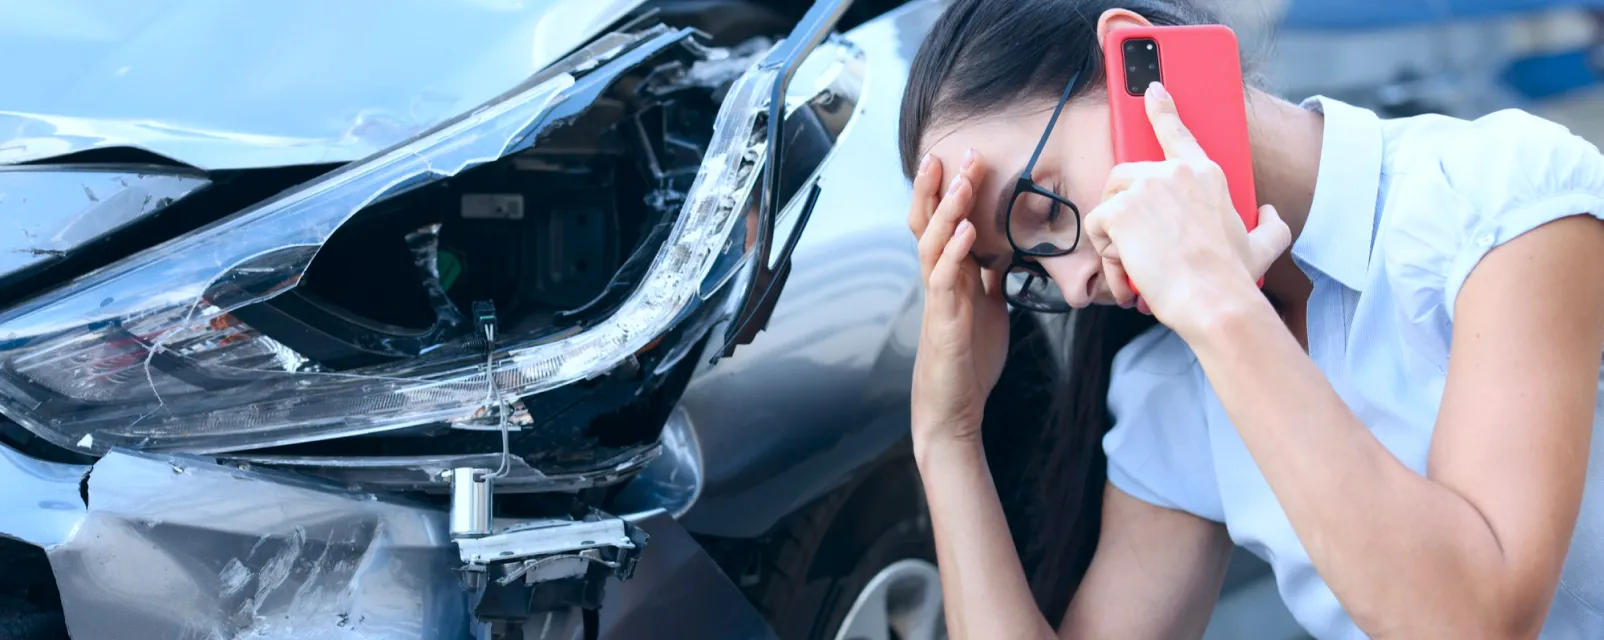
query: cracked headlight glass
[{"left": 0, "top": 28, "right": 818, "bottom": 454}]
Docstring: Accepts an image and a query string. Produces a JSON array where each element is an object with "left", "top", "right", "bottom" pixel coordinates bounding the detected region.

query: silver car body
[{"left": 0, "top": 0, "right": 941, "bottom": 637}]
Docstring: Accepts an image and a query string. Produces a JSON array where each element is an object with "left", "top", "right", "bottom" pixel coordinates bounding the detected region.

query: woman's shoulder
[
  {"left": 1382, "top": 108, "right": 1603, "bottom": 211},
  {"left": 1375, "top": 108, "right": 1604, "bottom": 360}
]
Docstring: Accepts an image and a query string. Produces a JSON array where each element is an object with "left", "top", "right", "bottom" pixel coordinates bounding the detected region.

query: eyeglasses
[{"left": 1002, "top": 71, "right": 1083, "bottom": 314}]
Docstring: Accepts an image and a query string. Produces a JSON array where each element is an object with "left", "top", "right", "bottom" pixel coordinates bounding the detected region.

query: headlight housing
[{"left": 0, "top": 27, "right": 863, "bottom": 455}]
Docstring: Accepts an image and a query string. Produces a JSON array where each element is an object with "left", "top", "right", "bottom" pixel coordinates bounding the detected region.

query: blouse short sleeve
[
  {"left": 1384, "top": 109, "right": 1604, "bottom": 365},
  {"left": 1101, "top": 325, "right": 1224, "bottom": 522}
]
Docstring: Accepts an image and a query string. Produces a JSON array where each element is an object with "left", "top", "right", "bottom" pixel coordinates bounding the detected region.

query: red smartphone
[{"left": 1102, "top": 25, "right": 1260, "bottom": 290}]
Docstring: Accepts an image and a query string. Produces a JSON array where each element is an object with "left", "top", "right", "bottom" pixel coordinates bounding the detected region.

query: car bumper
[
  {"left": 3, "top": 445, "right": 468, "bottom": 638},
  {"left": 0, "top": 442, "right": 772, "bottom": 639}
]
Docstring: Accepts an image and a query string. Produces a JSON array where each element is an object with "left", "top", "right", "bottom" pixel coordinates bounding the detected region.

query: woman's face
[{"left": 922, "top": 97, "right": 1120, "bottom": 308}]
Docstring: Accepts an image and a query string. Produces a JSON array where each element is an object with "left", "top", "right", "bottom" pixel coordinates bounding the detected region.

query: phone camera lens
[{"left": 1146, "top": 43, "right": 1155, "bottom": 51}]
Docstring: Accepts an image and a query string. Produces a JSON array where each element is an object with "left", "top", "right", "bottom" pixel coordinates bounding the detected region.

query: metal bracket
[
  {"left": 456, "top": 513, "right": 641, "bottom": 565},
  {"left": 454, "top": 508, "right": 647, "bottom": 593}
]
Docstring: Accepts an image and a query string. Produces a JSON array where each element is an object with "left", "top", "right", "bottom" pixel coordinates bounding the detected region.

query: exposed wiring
[{"left": 477, "top": 302, "right": 512, "bottom": 480}]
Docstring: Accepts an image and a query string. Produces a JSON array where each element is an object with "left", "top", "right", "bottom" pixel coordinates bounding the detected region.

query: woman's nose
[{"left": 1035, "top": 253, "right": 1098, "bottom": 308}]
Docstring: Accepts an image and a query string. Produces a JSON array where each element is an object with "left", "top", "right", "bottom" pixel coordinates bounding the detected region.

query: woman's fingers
[
  {"left": 1143, "top": 82, "right": 1209, "bottom": 165},
  {"left": 1102, "top": 251, "right": 1134, "bottom": 307},
  {"left": 1084, "top": 193, "right": 1136, "bottom": 306},
  {"left": 1101, "top": 160, "right": 1168, "bottom": 200},
  {"left": 1246, "top": 203, "right": 1292, "bottom": 278},
  {"left": 907, "top": 153, "right": 943, "bottom": 238},
  {"left": 918, "top": 151, "right": 982, "bottom": 280},
  {"left": 929, "top": 219, "right": 977, "bottom": 306}
]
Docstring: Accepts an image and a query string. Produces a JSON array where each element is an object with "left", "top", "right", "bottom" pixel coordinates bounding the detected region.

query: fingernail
[
  {"left": 1119, "top": 297, "right": 1134, "bottom": 309},
  {"left": 947, "top": 175, "right": 964, "bottom": 195},
  {"left": 1147, "top": 82, "right": 1167, "bottom": 100},
  {"left": 962, "top": 148, "right": 975, "bottom": 169},
  {"left": 957, "top": 219, "right": 974, "bottom": 236},
  {"left": 918, "top": 153, "right": 933, "bottom": 174}
]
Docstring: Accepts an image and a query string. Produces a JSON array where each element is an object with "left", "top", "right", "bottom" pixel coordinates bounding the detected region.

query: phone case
[{"left": 1103, "top": 25, "right": 1260, "bottom": 285}]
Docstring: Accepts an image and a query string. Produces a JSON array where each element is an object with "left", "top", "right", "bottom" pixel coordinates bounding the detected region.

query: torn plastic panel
[
  {"left": 0, "top": 166, "right": 209, "bottom": 282},
  {"left": 0, "top": 0, "right": 648, "bottom": 170},
  {"left": 0, "top": 26, "right": 780, "bottom": 455},
  {"left": 46, "top": 450, "right": 467, "bottom": 640}
]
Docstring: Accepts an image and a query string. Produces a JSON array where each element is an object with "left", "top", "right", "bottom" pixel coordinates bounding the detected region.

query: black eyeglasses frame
[{"left": 1002, "top": 70, "right": 1085, "bottom": 314}]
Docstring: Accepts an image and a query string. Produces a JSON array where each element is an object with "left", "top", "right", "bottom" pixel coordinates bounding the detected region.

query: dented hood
[{"left": 0, "top": 0, "right": 644, "bottom": 170}]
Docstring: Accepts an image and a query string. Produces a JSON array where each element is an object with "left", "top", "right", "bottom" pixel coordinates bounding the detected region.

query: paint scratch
[{"left": 218, "top": 558, "right": 251, "bottom": 597}]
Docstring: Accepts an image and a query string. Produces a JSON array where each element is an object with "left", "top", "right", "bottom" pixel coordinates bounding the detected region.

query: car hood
[{"left": 0, "top": 0, "right": 644, "bottom": 170}]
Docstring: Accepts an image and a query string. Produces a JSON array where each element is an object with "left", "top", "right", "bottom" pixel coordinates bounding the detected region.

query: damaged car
[{"left": 0, "top": 0, "right": 970, "bottom": 638}]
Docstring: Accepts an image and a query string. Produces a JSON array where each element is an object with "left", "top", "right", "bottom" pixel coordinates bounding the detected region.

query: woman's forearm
[
  {"left": 914, "top": 433, "right": 1057, "bottom": 640},
  {"left": 1182, "top": 294, "right": 1521, "bottom": 637}
]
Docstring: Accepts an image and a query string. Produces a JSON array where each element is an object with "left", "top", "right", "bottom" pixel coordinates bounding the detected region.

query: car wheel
[{"left": 749, "top": 456, "right": 944, "bottom": 640}]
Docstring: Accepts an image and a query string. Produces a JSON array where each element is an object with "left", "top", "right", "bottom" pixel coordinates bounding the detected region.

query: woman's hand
[
  {"left": 907, "top": 151, "right": 1010, "bottom": 448},
  {"left": 1083, "top": 82, "right": 1291, "bottom": 336}
]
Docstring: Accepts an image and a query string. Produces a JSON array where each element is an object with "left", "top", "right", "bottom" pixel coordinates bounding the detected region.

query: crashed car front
[{"left": 0, "top": 1, "right": 867, "bottom": 637}]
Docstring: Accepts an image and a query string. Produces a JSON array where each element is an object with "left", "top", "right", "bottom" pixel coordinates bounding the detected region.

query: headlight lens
[{"left": 0, "top": 29, "right": 787, "bottom": 454}]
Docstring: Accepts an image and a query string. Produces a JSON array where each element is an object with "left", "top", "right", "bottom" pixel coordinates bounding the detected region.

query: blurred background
[
  {"left": 1223, "top": 0, "right": 1603, "bottom": 140},
  {"left": 1198, "top": 2, "right": 1602, "bottom": 636}
]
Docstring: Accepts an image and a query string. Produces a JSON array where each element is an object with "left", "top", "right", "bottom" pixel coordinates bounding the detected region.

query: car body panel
[
  {"left": 0, "top": 441, "right": 87, "bottom": 550},
  {"left": 674, "top": 0, "right": 938, "bottom": 538},
  {"left": 595, "top": 511, "right": 782, "bottom": 639},
  {"left": 0, "top": 165, "right": 210, "bottom": 282},
  {"left": 0, "top": 0, "right": 644, "bottom": 169}
]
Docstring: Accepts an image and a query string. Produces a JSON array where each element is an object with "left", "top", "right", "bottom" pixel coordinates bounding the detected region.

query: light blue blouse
[{"left": 1102, "top": 96, "right": 1604, "bottom": 639}]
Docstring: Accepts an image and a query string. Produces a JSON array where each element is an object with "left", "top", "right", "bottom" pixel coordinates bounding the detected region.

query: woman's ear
[{"left": 1095, "top": 9, "right": 1154, "bottom": 48}]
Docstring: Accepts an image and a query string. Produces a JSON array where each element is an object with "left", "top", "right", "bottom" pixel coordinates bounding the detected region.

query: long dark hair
[{"left": 896, "top": 0, "right": 1222, "bottom": 624}]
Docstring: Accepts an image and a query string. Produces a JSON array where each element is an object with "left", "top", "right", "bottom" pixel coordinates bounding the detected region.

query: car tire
[
  {"left": 749, "top": 454, "right": 941, "bottom": 640},
  {"left": 746, "top": 313, "right": 1057, "bottom": 640},
  {"left": 0, "top": 541, "right": 67, "bottom": 640},
  {"left": 0, "top": 596, "right": 65, "bottom": 640}
]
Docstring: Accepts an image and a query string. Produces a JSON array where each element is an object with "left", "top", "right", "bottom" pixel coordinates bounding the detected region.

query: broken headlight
[{"left": 0, "top": 28, "right": 846, "bottom": 455}]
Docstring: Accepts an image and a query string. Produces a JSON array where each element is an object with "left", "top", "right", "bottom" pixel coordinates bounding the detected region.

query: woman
[{"left": 899, "top": 0, "right": 1604, "bottom": 638}]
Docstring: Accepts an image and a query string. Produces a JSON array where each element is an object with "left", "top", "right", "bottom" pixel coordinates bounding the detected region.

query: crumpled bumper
[
  {"left": 2, "top": 445, "right": 468, "bottom": 639},
  {"left": 0, "top": 441, "right": 776, "bottom": 640}
]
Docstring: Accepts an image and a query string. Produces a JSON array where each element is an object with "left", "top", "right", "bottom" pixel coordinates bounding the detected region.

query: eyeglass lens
[
  {"left": 1003, "top": 263, "right": 1070, "bottom": 312},
  {"left": 1008, "top": 189, "right": 1080, "bottom": 256}
]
